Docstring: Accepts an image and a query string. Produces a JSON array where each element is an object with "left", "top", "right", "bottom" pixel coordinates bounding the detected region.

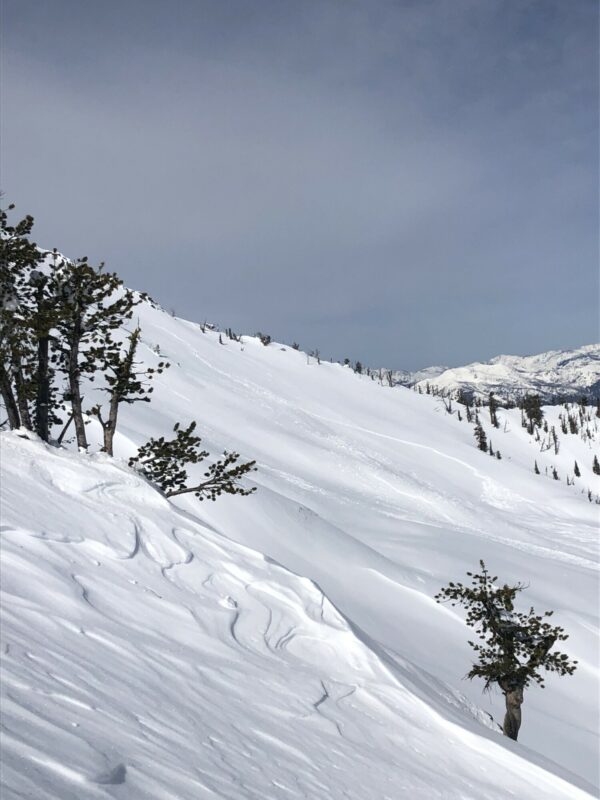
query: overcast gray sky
[{"left": 2, "top": 0, "right": 598, "bottom": 369}]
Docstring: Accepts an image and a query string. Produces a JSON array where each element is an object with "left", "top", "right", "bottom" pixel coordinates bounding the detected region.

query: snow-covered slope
[
  {"left": 412, "top": 344, "right": 600, "bottom": 401},
  {"left": 3, "top": 433, "right": 594, "bottom": 799},
  {"left": 1, "top": 300, "right": 599, "bottom": 798}
]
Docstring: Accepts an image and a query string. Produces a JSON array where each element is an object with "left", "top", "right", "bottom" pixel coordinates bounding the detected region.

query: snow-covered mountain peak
[{"left": 412, "top": 343, "right": 600, "bottom": 401}]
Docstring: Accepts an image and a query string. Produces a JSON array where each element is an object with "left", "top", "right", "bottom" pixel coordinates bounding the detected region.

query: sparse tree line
[
  {"left": 434, "top": 384, "right": 599, "bottom": 502},
  {"left": 519, "top": 396, "right": 600, "bottom": 502},
  {"left": 231, "top": 331, "right": 599, "bottom": 496},
  {"left": 0, "top": 204, "right": 256, "bottom": 503}
]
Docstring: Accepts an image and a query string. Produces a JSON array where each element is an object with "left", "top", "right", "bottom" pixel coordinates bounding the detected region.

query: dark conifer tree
[
  {"left": 129, "top": 422, "right": 257, "bottom": 501},
  {"left": 574, "top": 461, "right": 581, "bottom": 478},
  {"left": 0, "top": 205, "right": 42, "bottom": 430},
  {"left": 522, "top": 394, "right": 543, "bottom": 427},
  {"left": 54, "top": 258, "right": 141, "bottom": 449},
  {"left": 90, "top": 327, "right": 169, "bottom": 455},
  {"left": 435, "top": 561, "right": 577, "bottom": 741},
  {"left": 489, "top": 392, "right": 499, "bottom": 428},
  {"left": 593, "top": 455, "right": 600, "bottom": 476},
  {"left": 534, "top": 460, "right": 540, "bottom": 475},
  {"left": 474, "top": 422, "right": 487, "bottom": 452},
  {"left": 21, "top": 253, "right": 67, "bottom": 440}
]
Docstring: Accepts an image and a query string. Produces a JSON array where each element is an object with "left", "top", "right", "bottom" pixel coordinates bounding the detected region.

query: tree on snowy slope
[
  {"left": 0, "top": 205, "right": 43, "bottom": 431},
  {"left": 436, "top": 561, "right": 577, "bottom": 741},
  {"left": 1, "top": 205, "right": 142, "bottom": 445},
  {"left": 53, "top": 258, "right": 143, "bottom": 450},
  {"left": 90, "top": 326, "right": 169, "bottom": 455},
  {"left": 488, "top": 392, "right": 499, "bottom": 428},
  {"left": 129, "top": 422, "right": 256, "bottom": 501},
  {"left": 521, "top": 394, "right": 543, "bottom": 429},
  {"left": 474, "top": 421, "right": 487, "bottom": 452},
  {"left": 1, "top": 208, "right": 68, "bottom": 440}
]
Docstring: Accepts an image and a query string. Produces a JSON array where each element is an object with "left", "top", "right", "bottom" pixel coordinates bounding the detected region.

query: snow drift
[{"left": 1, "top": 297, "right": 598, "bottom": 798}]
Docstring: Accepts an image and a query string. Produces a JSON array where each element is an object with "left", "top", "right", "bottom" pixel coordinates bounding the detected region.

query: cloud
[{"left": 3, "top": 0, "right": 598, "bottom": 367}]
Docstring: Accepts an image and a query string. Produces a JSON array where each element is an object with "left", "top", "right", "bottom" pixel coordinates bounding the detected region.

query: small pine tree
[
  {"left": 489, "top": 392, "right": 499, "bottom": 428},
  {"left": 574, "top": 461, "right": 581, "bottom": 478},
  {"left": 552, "top": 467, "right": 559, "bottom": 480},
  {"left": 593, "top": 455, "right": 600, "bottom": 476},
  {"left": 522, "top": 394, "right": 543, "bottom": 427},
  {"left": 435, "top": 561, "right": 577, "bottom": 741},
  {"left": 129, "top": 422, "right": 257, "bottom": 501},
  {"left": 90, "top": 327, "right": 169, "bottom": 456},
  {"left": 474, "top": 422, "right": 487, "bottom": 452},
  {"left": 534, "top": 460, "right": 540, "bottom": 475}
]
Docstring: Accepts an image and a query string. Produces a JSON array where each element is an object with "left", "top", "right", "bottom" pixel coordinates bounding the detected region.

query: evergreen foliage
[
  {"left": 593, "top": 455, "right": 600, "bottom": 475},
  {"left": 53, "top": 258, "right": 142, "bottom": 449},
  {"left": 0, "top": 206, "right": 44, "bottom": 431},
  {"left": 435, "top": 561, "right": 577, "bottom": 740},
  {"left": 0, "top": 210, "right": 68, "bottom": 440},
  {"left": 1, "top": 205, "right": 141, "bottom": 444},
  {"left": 521, "top": 394, "right": 543, "bottom": 427},
  {"left": 474, "top": 422, "right": 487, "bottom": 452},
  {"left": 1, "top": 203, "right": 258, "bottom": 505},
  {"left": 488, "top": 393, "right": 499, "bottom": 428},
  {"left": 129, "top": 422, "right": 257, "bottom": 501},
  {"left": 90, "top": 327, "right": 169, "bottom": 455}
]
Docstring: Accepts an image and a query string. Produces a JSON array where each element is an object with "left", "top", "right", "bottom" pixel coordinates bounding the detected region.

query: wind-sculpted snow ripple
[{"left": 1, "top": 432, "right": 596, "bottom": 799}]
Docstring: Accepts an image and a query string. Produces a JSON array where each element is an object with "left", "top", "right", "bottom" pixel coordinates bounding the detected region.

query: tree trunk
[
  {"left": 13, "top": 360, "right": 33, "bottom": 430},
  {"left": 102, "top": 328, "right": 140, "bottom": 456},
  {"left": 502, "top": 686, "right": 524, "bottom": 741},
  {"left": 35, "top": 336, "right": 50, "bottom": 441},
  {"left": 0, "top": 363, "right": 20, "bottom": 429},
  {"left": 68, "top": 325, "right": 88, "bottom": 450},
  {"left": 57, "top": 413, "right": 74, "bottom": 445},
  {"left": 102, "top": 393, "right": 120, "bottom": 456}
]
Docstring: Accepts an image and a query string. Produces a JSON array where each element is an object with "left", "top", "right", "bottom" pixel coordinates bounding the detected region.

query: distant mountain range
[{"left": 391, "top": 344, "right": 600, "bottom": 402}]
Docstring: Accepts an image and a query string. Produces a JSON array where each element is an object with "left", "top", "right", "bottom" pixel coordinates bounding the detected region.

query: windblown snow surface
[{"left": 1, "top": 301, "right": 599, "bottom": 799}]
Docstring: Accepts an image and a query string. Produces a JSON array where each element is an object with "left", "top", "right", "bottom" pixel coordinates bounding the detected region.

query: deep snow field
[{"left": 1, "top": 300, "right": 598, "bottom": 799}]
